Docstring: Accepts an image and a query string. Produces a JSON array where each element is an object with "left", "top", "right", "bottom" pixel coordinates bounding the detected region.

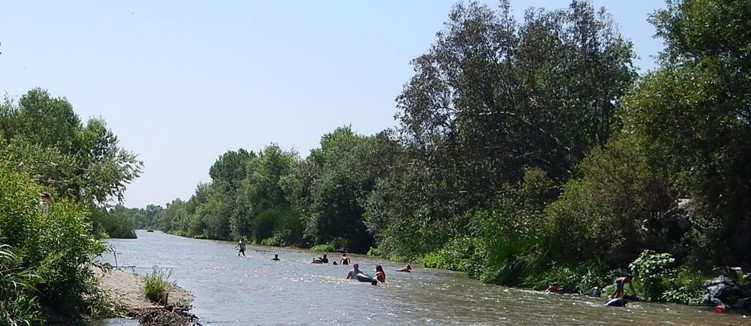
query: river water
[{"left": 92, "top": 230, "right": 746, "bottom": 325}]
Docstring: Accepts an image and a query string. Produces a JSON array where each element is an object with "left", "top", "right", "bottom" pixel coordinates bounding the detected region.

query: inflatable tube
[
  {"left": 605, "top": 297, "right": 627, "bottom": 307},
  {"left": 356, "top": 273, "right": 378, "bottom": 285},
  {"left": 356, "top": 273, "right": 375, "bottom": 283}
]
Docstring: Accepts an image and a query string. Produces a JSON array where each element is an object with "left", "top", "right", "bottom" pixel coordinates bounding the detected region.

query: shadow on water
[{"left": 84, "top": 230, "right": 747, "bottom": 326}]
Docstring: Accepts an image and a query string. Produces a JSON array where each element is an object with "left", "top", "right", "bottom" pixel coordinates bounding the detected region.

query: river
[{"left": 92, "top": 230, "right": 745, "bottom": 325}]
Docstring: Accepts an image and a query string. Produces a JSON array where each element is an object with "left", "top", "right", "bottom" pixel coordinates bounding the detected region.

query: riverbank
[{"left": 93, "top": 265, "right": 198, "bottom": 325}]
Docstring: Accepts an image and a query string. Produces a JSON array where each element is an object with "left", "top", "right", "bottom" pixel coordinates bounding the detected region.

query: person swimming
[
  {"left": 397, "top": 264, "right": 411, "bottom": 272},
  {"left": 545, "top": 282, "right": 562, "bottom": 294},
  {"left": 346, "top": 264, "right": 363, "bottom": 279}
]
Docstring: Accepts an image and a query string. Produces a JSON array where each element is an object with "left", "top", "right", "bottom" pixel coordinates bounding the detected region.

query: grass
[{"left": 141, "top": 266, "right": 175, "bottom": 305}]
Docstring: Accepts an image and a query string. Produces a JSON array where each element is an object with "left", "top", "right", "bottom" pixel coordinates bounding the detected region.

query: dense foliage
[
  {"left": 0, "top": 89, "right": 143, "bottom": 322},
  {"left": 120, "top": 0, "right": 750, "bottom": 306}
]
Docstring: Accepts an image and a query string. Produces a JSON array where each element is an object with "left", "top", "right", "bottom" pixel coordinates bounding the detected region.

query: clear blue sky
[{"left": 0, "top": 1, "right": 665, "bottom": 208}]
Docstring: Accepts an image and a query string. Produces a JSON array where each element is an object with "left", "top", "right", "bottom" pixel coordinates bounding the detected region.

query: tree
[
  {"left": 620, "top": 0, "right": 751, "bottom": 266},
  {"left": 209, "top": 149, "right": 256, "bottom": 238},
  {"left": 385, "top": 0, "right": 635, "bottom": 258},
  {"left": 0, "top": 89, "right": 143, "bottom": 206},
  {"left": 295, "top": 126, "right": 389, "bottom": 252}
]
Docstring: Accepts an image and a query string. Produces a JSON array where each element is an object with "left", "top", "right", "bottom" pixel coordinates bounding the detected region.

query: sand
[{"left": 93, "top": 265, "right": 194, "bottom": 316}]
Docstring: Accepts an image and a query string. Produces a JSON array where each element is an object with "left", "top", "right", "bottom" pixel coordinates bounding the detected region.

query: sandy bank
[{"left": 93, "top": 265, "right": 197, "bottom": 324}]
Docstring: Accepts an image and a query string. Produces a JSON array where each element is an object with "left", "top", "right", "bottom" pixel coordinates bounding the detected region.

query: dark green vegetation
[
  {"left": 0, "top": 89, "right": 143, "bottom": 323},
  {"left": 121, "top": 0, "right": 751, "bottom": 305}
]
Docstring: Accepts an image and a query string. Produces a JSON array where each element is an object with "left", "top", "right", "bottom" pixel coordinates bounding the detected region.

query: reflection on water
[{"left": 90, "top": 231, "right": 746, "bottom": 325}]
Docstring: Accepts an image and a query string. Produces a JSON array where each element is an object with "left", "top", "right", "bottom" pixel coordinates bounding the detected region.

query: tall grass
[{"left": 141, "top": 266, "right": 175, "bottom": 305}]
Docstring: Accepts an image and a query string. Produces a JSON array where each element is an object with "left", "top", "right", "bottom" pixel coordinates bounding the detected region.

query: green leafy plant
[
  {"left": 141, "top": 266, "right": 175, "bottom": 305},
  {"left": 629, "top": 250, "right": 676, "bottom": 301},
  {"left": 0, "top": 244, "right": 43, "bottom": 326}
]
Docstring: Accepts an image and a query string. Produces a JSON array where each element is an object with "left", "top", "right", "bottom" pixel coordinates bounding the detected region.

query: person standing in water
[
  {"left": 340, "top": 253, "right": 350, "bottom": 265},
  {"left": 236, "top": 239, "right": 247, "bottom": 257},
  {"left": 375, "top": 265, "right": 386, "bottom": 283},
  {"left": 610, "top": 274, "right": 636, "bottom": 299},
  {"left": 271, "top": 254, "right": 280, "bottom": 261}
]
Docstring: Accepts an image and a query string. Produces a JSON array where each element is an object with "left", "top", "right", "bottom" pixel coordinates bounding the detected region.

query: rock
[
  {"left": 699, "top": 294, "right": 715, "bottom": 306},
  {"left": 583, "top": 286, "right": 601, "bottom": 297},
  {"left": 623, "top": 294, "right": 643, "bottom": 302},
  {"left": 732, "top": 297, "right": 751, "bottom": 310},
  {"left": 703, "top": 276, "right": 745, "bottom": 306}
]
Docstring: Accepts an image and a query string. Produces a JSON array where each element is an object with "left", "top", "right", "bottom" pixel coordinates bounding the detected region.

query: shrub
[
  {"left": 0, "top": 244, "right": 43, "bottom": 325},
  {"left": 94, "top": 207, "right": 137, "bottom": 239},
  {"left": 253, "top": 208, "right": 305, "bottom": 246},
  {"left": 0, "top": 163, "right": 105, "bottom": 319},
  {"left": 659, "top": 266, "right": 705, "bottom": 304},
  {"left": 142, "top": 266, "right": 175, "bottom": 305},
  {"left": 629, "top": 249, "right": 676, "bottom": 301},
  {"left": 525, "top": 261, "right": 609, "bottom": 293},
  {"left": 471, "top": 196, "right": 545, "bottom": 285},
  {"left": 310, "top": 243, "right": 335, "bottom": 252},
  {"left": 423, "top": 237, "right": 478, "bottom": 273}
]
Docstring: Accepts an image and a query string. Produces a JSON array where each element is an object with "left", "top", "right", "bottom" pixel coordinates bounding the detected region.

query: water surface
[{"left": 93, "top": 230, "right": 746, "bottom": 325}]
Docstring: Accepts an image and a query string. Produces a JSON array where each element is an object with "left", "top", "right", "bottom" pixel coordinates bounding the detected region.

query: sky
[{"left": 0, "top": 1, "right": 666, "bottom": 208}]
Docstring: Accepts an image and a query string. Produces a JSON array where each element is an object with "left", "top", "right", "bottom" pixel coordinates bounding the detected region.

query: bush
[
  {"left": 659, "top": 267, "right": 705, "bottom": 304},
  {"left": 94, "top": 207, "right": 137, "bottom": 239},
  {"left": 310, "top": 243, "right": 335, "bottom": 252},
  {"left": 423, "top": 237, "right": 478, "bottom": 273},
  {"left": 629, "top": 249, "right": 676, "bottom": 301},
  {"left": 254, "top": 208, "right": 305, "bottom": 246},
  {"left": 0, "top": 244, "right": 43, "bottom": 325},
  {"left": 471, "top": 196, "right": 545, "bottom": 286},
  {"left": 524, "top": 261, "right": 609, "bottom": 293},
  {"left": 0, "top": 163, "right": 105, "bottom": 319},
  {"left": 142, "top": 266, "right": 175, "bottom": 305}
]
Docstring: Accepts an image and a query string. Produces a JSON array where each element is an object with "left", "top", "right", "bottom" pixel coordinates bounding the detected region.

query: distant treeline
[{"left": 65, "top": 0, "right": 751, "bottom": 308}]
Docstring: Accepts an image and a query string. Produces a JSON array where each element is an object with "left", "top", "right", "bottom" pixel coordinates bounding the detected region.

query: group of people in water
[
  {"left": 544, "top": 274, "right": 637, "bottom": 307},
  {"left": 314, "top": 252, "right": 411, "bottom": 284},
  {"left": 236, "top": 240, "right": 411, "bottom": 285},
  {"left": 240, "top": 239, "right": 636, "bottom": 303}
]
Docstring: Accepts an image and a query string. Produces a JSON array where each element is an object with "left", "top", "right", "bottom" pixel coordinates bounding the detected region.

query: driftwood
[{"left": 135, "top": 304, "right": 201, "bottom": 326}]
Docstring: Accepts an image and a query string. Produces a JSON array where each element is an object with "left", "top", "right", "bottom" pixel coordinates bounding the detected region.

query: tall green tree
[
  {"left": 384, "top": 0, "right": 635, "bottom": 258},
  {"left": 0, "top": 89, "right": 143, "bottom": 206},
  {"left": 209, "top": 149, "right": 256, "bottom": 238},
  {"left": 295, "top": 127, "right": 389, "bottom": 252},
  {"left": 620, "top": 0, "right": 751, "bottom": 266}
]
